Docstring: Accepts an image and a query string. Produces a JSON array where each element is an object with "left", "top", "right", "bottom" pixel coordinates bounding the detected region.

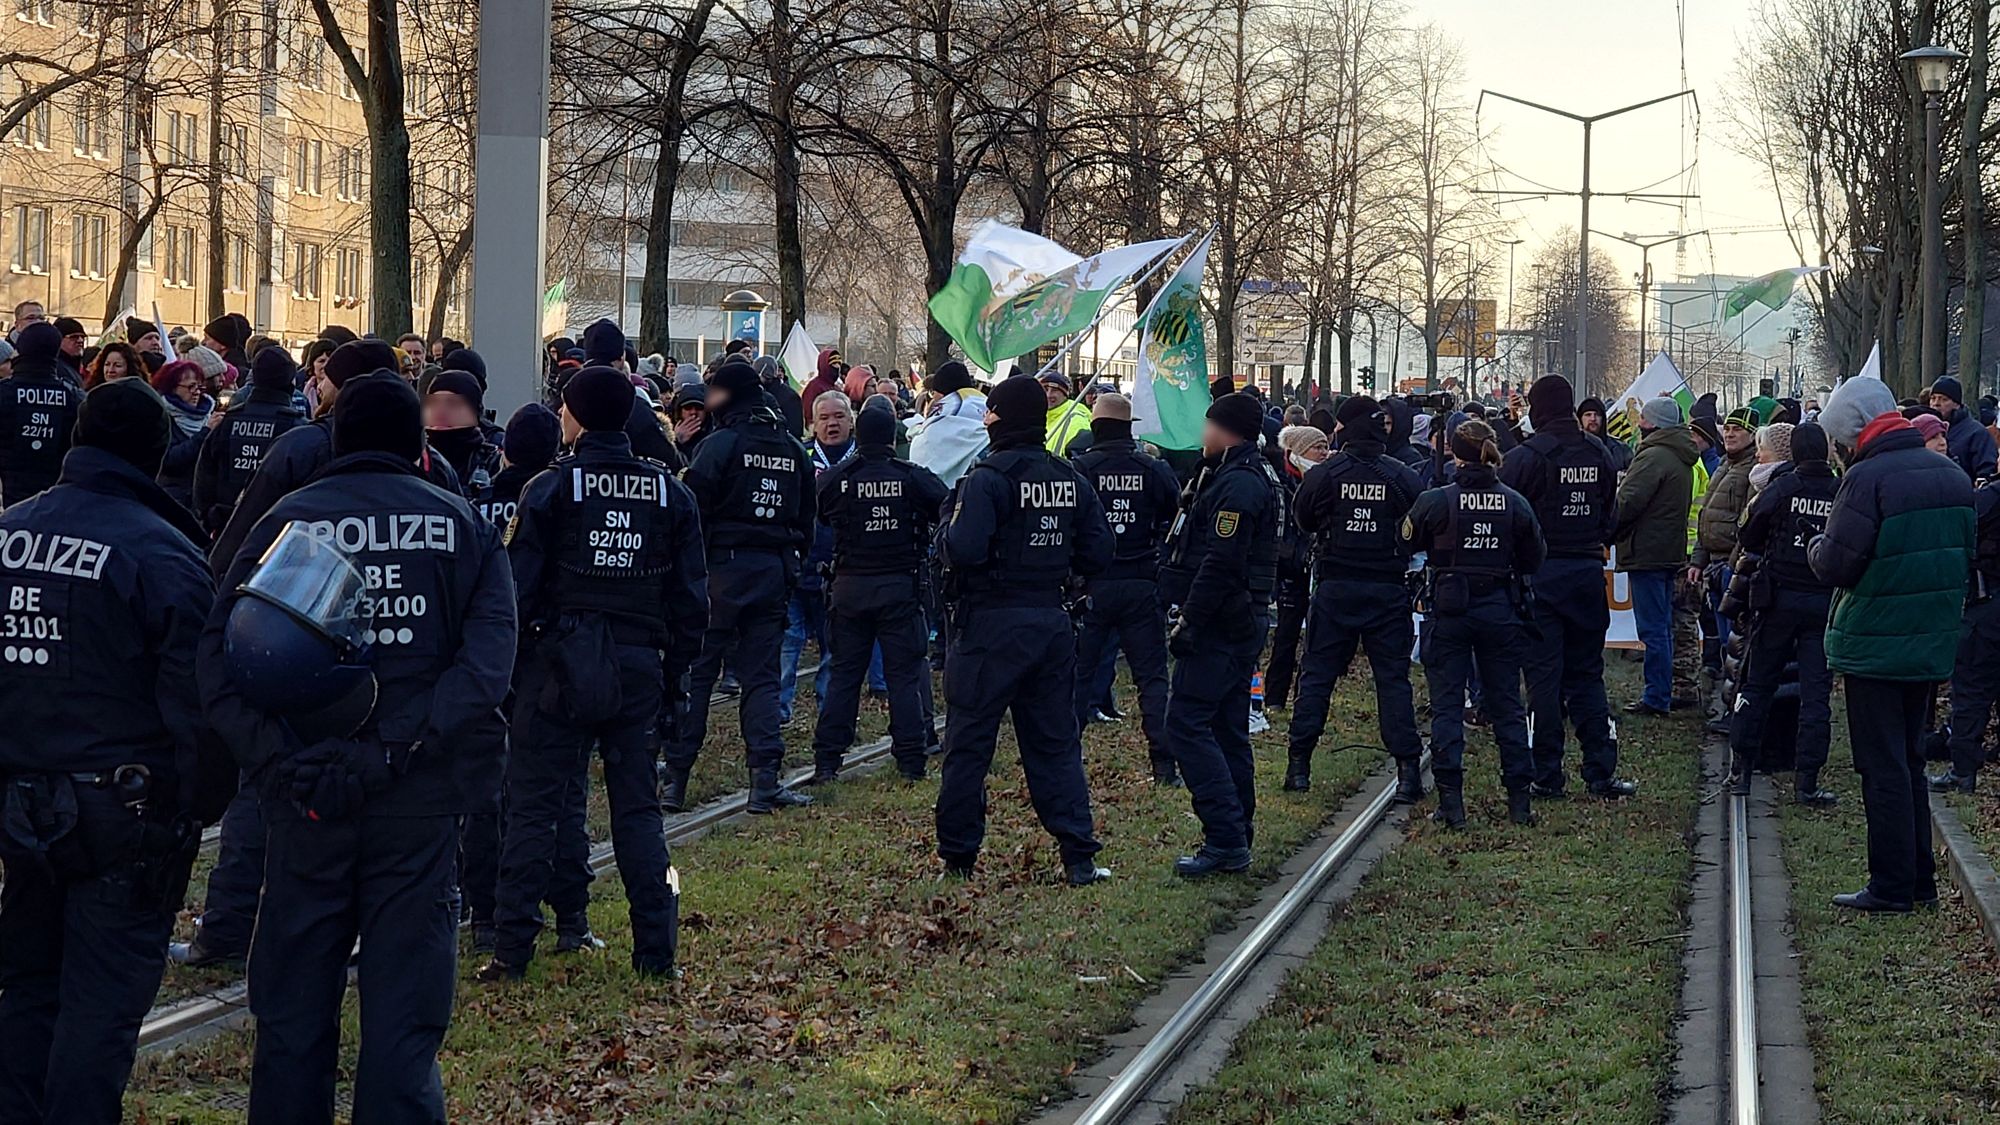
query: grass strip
[
  {"left": 1175, "top": 667, "right": 1700, "bottom": 1124},
  {"left": 129, "top": 686, "right": 1385, "bottom": 1122},
  {"left": 1782, "top": 748, "right": 2000, "bottom": 1122}
]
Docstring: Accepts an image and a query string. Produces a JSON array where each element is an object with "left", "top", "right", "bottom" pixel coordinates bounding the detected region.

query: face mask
[{"left": 1289, "top": 452, "right": 1318, "bottom": 474}]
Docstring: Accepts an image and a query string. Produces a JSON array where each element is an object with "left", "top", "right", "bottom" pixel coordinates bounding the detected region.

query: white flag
[{"left": 778, "top": 321, "right": 818, "bottom": 390}]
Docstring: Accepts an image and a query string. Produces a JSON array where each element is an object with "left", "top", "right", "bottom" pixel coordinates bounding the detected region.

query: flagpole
[{"left": 1024, "top": 231, "right": 1192, "bottom": 380}]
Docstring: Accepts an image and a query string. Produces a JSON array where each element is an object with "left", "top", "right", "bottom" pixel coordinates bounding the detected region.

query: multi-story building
[{"left": 1, "top": 0, "right": 470, "bottom": 348}]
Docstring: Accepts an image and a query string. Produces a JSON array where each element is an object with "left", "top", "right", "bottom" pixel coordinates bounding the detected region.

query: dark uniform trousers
[
  {"left": 1422, "top": 593, "right": 1532, "bottom": 791},
  {"left": 1522, "top": 557, "right": 1617, "bottom": 790},
  {"left": 1843, "top": 676, "right": 1939, "bottom": 905},
  {"left": 196, "top": 774, "right": 266, "bottom": 953},
  {"left": 1263, "top": 596, "right": 1307, "bottom": 710},
  {"left": 248, "top": 812, "right": 459, "bottom": 1125},
  {"left": 0, "top": 785, "right": 194, "bottom": 1124},
  {"left": 814, "top": 575, "right": 931, "bottom": 776},
  {"left": 1946, "top": 596, "right": 2000, "bottom": 779},
  {"left": 937, "top": 605, "right": 1100, "bottom": 867},
  {"left": 671, "top": 549, "right": 789, "bottom": 775},
  {"left": 1167, "top": 607, "right": 1269, "bottom": 851},
  {"left": 1729, "top": 586, "right": 1833, "bottom": 780},
  {"left": 1287, "top": 577, "right": 1421, "bottom": 764},
  {"left": 496, "top": 645, "right": 674, "bottom": 972},
  {"left": 1072, "top": 578, "right": 1173, "bottom": 772},
  {"left": 460, "top": 771, "right": 590, "bottom": 930}
]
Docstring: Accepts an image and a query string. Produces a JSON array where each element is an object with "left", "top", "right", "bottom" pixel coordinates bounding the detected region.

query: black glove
[
  {"left": 284, "top": 737, "right": 389, "bottom": 822},
  {"left": 1169, "top": 618, "right": 1199, "bottom": 660}
]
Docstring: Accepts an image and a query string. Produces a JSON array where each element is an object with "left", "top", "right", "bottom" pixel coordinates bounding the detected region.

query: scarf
[{"left": 167, "top": 392, "right": 213, "bottom": 437}]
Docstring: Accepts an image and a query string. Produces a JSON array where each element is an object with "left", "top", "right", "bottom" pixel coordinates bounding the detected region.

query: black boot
[
  {"left": 1282, "top": 755, "right": 1311, "bottom": 792},
  {"left": 747, "top": 768, "right": 813, "bottom": 814},
  {"left": 1430, "top": 786, "right": 1465, "bottom": 828},
  {"left": 1793, "top": 771, "right": 1838, "bottom": 807},
  {"left": 1174, "top": 843, "right": 1252, "bottom": 878},
  {"left": 1392, "top": 759, "right": 1425, "bottom": 805},
  {"left": 1507, "top": 789, "right": 1535, "bottom": 826},
  {"left": 659, "top": 765, "right": 690, "bottom": 814}
]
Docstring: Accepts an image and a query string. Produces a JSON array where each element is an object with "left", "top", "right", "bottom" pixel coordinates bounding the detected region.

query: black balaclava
[{"left": 986, "top": 376, "right": 1047, "bottom": 451}]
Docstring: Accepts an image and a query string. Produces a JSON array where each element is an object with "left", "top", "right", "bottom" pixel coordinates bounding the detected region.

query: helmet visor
[{"left": 238, "top": 522, "right": 373, "bottom": 652}]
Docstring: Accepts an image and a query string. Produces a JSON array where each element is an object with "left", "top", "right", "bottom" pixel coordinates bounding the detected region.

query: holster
[{"left": 539, "top": 615, "right": 623, "bottom": 724}]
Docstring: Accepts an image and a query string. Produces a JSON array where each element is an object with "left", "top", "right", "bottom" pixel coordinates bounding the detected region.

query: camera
[{"left": 1406, "top": 391, "right": 1456, "bottom": 412}]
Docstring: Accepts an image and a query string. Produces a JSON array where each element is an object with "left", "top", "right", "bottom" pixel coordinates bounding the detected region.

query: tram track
[
  {"left": 141, "top": 684, "right": 910, "bottom": 1055},
  {"left": 1057, "top": 756, "right": 1422, "bottom": 1125}
]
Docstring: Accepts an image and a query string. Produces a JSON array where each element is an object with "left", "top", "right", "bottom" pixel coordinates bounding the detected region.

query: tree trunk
[
  {"left": 204, "top": 26, "right": 226, "bottom": 319},
  {"left": 427, "top": 224, "right": 474, "bottom": 344},
  {"left": 1335, "top": 322, "right": 1352, "bottom": 397},
  {"left": 769, "top": 0, "right": 806, "bottom": 334},
  {"left": 1958, "top": 0, "right": 1990, "bottom": 400},
  {"left": 102, "top": 186, "right": 166, "bottom": 326},
  {"left": 921, "top": 4, "right": 960, "bottom": 372},
  {"left": 312, "top": 0, "right": 411, "bottom": 338},
  {"left": 638, "top": 139, "right": 684, "bottom": 356}
]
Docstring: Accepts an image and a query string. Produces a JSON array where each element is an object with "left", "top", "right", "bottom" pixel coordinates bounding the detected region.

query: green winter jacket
[
  {"left": 1693, "top": 444, "right": 1756, "bottom": 566},
  {"left": 1613, "top": 424, "right": 1697, "bottom": 571}
]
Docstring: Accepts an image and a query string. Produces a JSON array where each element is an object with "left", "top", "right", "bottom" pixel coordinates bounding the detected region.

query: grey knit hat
[
  {"left": 1818, "top": 377, "right": 1896, "bottom": 447},
  {"left": 1639, "top": 396, "right": 1682, "bottom": 430}
]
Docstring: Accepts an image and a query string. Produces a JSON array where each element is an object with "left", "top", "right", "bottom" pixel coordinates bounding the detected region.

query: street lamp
[{"left": 1900, "top": 43, "right": 1966, "bottom": 386}]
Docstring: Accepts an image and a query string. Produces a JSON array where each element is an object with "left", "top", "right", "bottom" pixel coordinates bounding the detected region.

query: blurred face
[
  {"left": 100, "top": 350, "right": 128, "bottom": 380},
  {"left": 13, "top": 302, "right": 43, "bottom": 330},
  {"left": 1927, "top": 430, "right": 1949, "bottom": 455},
  {"left": 1042, "top": 382, "right": 1065, "bottom": 409},
  {"left": 1929, "top": 392, "right": 1957, "bottom": 414},
  {"left": 559, "top": 404, "right": 583, "bottom": 444},
  {"left": 429, "top": 340, "right": 447, "bottom": 361},
  {"left": 60, "top": 328, "right": 85, "bottom": 357},
  {"left": 1580, "top": 409, "right": 1603, "bottom": 433},
  {"left": 1200, "top": 418, "right": 1240, "bottom": 458},
  {"left": 312, "top": 351, "right": 329, "bottom": 377},
  {"left": 424, "top": 392, "right": 477, "bottom": 430},
  {"left": 401, "top": 338, "right": 426, "bottom": 364},
  {"left": 173, "top": 370, "right": 203, "bottom": 405},
  {"left": 134, "top": 331, "right": 161, "bottom": 354},
  {"left": 812, "top": 396, "right": 852, "bottom": 446},
  {"left": 1300, "top": 437, "right": 1329, "bottom": 463},
  {"left": 0, "top": 360, "right": 12, "bottom": 379},
  {"left": 1722, "top": 423, "right": 1753, "bottom": 455}
]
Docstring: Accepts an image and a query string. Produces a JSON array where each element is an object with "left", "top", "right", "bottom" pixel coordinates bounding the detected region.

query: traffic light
[{"left": 1358, "top": 366, "right": 1374, "bottom": 392}]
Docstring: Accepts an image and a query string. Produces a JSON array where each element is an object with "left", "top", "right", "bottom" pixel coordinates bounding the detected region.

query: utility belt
[
  {"left": 1420, "top": 569, "right": 1519, "bottom": 616},
  {"left": 0, "top": 767, "right": 196, "bottom": 906}
]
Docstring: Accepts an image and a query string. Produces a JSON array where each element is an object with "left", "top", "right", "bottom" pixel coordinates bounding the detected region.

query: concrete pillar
[{"left": 468, "top": 0, "right": 551, "bottom": 414}]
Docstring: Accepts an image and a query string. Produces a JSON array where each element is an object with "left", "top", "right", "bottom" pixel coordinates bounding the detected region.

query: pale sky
[{"left": 1416, "top": 0, "right": 1804, "bottom": 292}]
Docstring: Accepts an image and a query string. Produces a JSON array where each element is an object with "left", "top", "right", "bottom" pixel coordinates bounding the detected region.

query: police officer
[
  {"left": 201, "top": 373, "right": 516, "bottom": 1123},
  {"left": 1498, "top": 375, "right": 1633, "bottom": 800},
  {"left": 1285, "top": 394, "right": 1424, "bottom": 799},
  {"left": 480, "top": 367, "right": 705, "bottom": 981},
  {"left": 1158, "top": 392, "right": 1282, "bottom": 876},
  {"left": 1069, "top": 393, "right": 1182, "bottom": 784},
  {"left": 1401, "top": 418, "right": 1546, "bottom": 827},
  {"left": 1933, "top": 457, "right": 2000, "bottom": 794},
  {"left": 664, "top": 355, "right": 815, "bottom": 814},
  {"left": 937, "top": 375, "right": 1113, "bottom": 884},
  {"left": 422, "top": 369, "right": 504, "bottom": 503},
  {"left": 0, "top": 380, "right": 224, "bottom": 1123},
  {"left": 1728, "top": 421, "right": 1839, "bottom": 803},
  {"left": 211, "top": 339, "right": 462, "bottom": 570},
  {"left": 0, "top": 322, "right": 84, "bottom": 509},
  {"left": 455, "top": 403, "right": 594, "bottom": 953},
  {"left": 808, "top": 401, "right": 948, "bottom": 782},
  {"left": 193, "top": 345, "right": 306, "bottom": 536}
]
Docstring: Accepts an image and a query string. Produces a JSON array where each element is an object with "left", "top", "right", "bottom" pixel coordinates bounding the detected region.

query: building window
[
  {"left": 225, "top": 231, "right": 250, "bottom": 292},
  {"left": 292, "top": 240, "right": 321, "bottom": 299},
  {"left": 221, "top": 121, "right": 249, "bottom": 179},
  {"left": 224, "top": 10, "right": 258, "bottom": 72},
  {"left": 292, "top": 137, "right": 323, "bottom": 195},
  {"left": 162, "top": 223, "right": 197, "bottom": 288},
  {"left": 412, "top": 256, "right": 430, "bottom": 306},
  {"left": 68, "top": 212, "right": 106, "bottom": 278},
  {"left": 335, "top": 144, "right": 366, "bottom": 201},
  {"left": 71, "top": 89, "right": 107, "bottom": 158},
  {"left": 333, "top": 246, "right": 363, "bottom": 303},
  {"left": 338, "top": 46, "right": 365, "bottom": 101},
  {"left": 9, "top": 205, "right": 49, "bottom": 273},
  {"left": 440, "top": 165, "right": 465, "bottom": 217},
  {"left": 15, "top": 0, "right": 54, "bottom": 25},
  {"left": 8, "top": 90, "right": 52, "bottom": 150},
  {"left": 77, "top": 0, "right": 100, "bottom": 34},
  {"left": 161, "top": 108, "right": 199, "bottom": 166},
  {"left": 295, "top": 29, "right": 325, "bottom": 89},
  {"left": 405, "top": 69, "right": 429, "bottom": 118}
]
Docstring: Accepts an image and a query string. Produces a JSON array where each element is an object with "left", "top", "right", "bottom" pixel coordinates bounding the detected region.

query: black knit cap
[
  {"left": 125, "top": 317, "right": 157, "bottom": 343},
  {"left": 1207, "top": 392, "right": 1264, "bottom": 443},
  {"left": 426, "top": 370, "right": 485, "bottom": 418},
  {"left": 1526, "top": 375, "right": 1575, "bottom": 430},
  {"left": 1790, "top": 421, "right": 1829, "bottom": 464},
  {"left": 250, "top": 346, "right": 298, "bottom": 391},
  {"left": 14, "top": 322, "right": 60, "bottom": 362},
  {"left": 76, "top": 379, "right": 172, "bottom": 476},
  {"left": 504, "top": 403, "right": 561, "bottom": 470},
  {"left": 440, "top": 347, "right": 487, "bottom": 390},
  {"left": 318, "top": 325, "right": 359, "bottom": 346},
  {"left": 1334, "top": 394, "right": 1381, "bottom": 427},
  {"left": 563, "top": 365, "right": 636, "bottom": 431},
  {"left": 325, "top": 339, "right": 400, "bottom": 388},
  {"left": 708, "top": 356, "right": 761, "bottom": 405},
  {"left": 333, "top": 373, "right": 424, "bottom": 461},
  {"left": 203, "top": 315, "right": 249, "bottom": 351},
  {"left": 52, "top": 316, "right": 85, "bottom": 339},
  {"left": 581, "top": 318, "right": 625, "bottom": 364},
  {"left": 987, "top": 375, "right": 1046, "bottom": 429},
  {"left": 856, "top": 402, "right": 898, "bottom": 448},
  {"left": 927, "top": 360, "right": 975, "bottom": 395}
]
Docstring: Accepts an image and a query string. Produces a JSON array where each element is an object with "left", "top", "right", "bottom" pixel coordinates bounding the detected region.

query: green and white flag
[
  {"left": 540, "top": 278, "right": 571, "bottom": 337},
  {"left": 777, "top": 321, "right": 817, "bottom": 390},
  {"left": 1603, "top": 352, "right": 1694, "bottom": 445},
  {"left": 928, "top": 220, "right": 1181, "bottom": 372},
  {"left": 1722, "top": 266, "right": 1827, "bottom": 318},
  {"left": 1131, "top": 232, "right": 1213, "bottom": 451}
]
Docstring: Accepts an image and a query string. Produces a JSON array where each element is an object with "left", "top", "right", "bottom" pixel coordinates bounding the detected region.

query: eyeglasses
[
  {"left": 63, "top": 332, "right": 85, "bottom": 340},
  {"left": 177, "top": 380, "right": 202, "bottom": 392}
]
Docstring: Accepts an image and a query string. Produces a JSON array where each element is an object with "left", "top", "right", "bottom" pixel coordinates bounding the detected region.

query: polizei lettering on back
[
  {"left": 1098, "top": 474, "right": 1145, "bottom": 493},
  {"left": 300, "top": 514, "right": 458, "bottom": 554},
  {"left": 1458, "top": 491, "right": 1508, "bottom": 512},
  {"left": 0, "top": 530, "right": 112, "bottom": 581},
  {"left": 743, "top": 452, "right": 796, "bottom": 473},
  {"left": 14, "top": 387, "right": 67, "bottom": 407},
  {"left": 855, "top": 479, "right": 904, "bottom": 499},
  {"left": 1558, "top": 466, "right": 1600, "bottom": 484},
  {"left": 1340, "top": 482, "right": 1387, "bottom": 501},
  {"left": 581, "top": 471, "right": 661, "bottom": 503},
  {"left": 1019, "top": 479, "right": 1076, "bottom": 508},
  {"left": 1791, "top": 496, "right": 1833, "bottom": 519}
]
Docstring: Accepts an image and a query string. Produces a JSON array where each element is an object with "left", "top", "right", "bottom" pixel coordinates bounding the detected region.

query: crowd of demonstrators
[{"left": 9, "top": 292, "right": 2000, "bottom": 1117}]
